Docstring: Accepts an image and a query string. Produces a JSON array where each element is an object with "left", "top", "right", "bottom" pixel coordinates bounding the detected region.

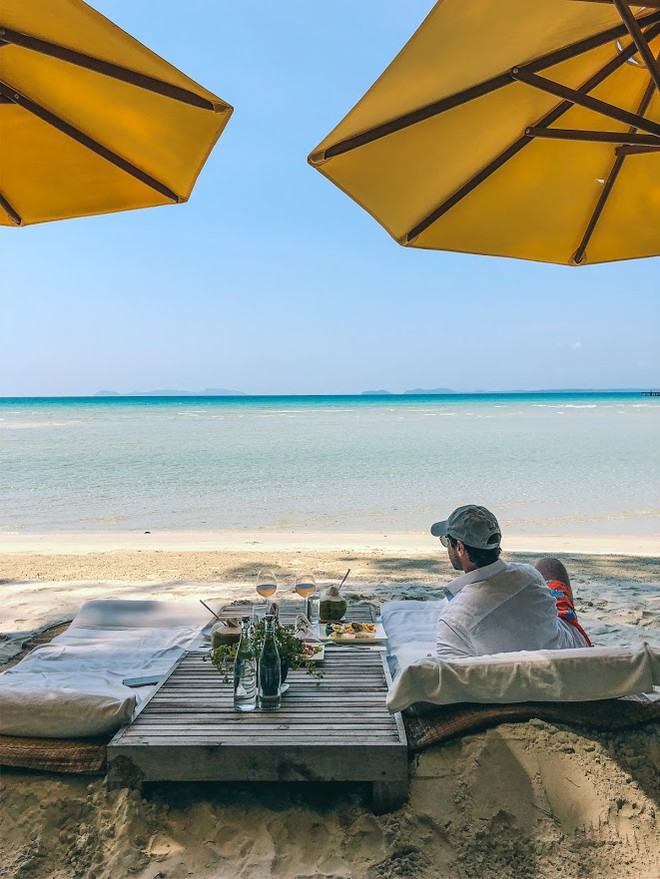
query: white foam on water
[{"left": 0, "top": 420, "right": 83, "bottom": 429}]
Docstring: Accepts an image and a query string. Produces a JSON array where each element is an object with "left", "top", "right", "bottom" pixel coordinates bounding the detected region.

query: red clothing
[{"left": 546, "top": 579, "right": 592, "bottom": 646}]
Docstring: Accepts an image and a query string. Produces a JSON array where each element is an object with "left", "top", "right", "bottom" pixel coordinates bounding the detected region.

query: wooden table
[{"left": 107, "top": 606, "right": 409, "bottom": 813}]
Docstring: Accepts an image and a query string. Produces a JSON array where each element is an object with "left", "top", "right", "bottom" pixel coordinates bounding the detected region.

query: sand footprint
[{"left": 146, "top": 831, "right": 185, "bottom": 860}]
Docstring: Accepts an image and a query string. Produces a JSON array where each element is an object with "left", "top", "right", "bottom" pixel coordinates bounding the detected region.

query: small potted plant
[{"left": 208, "top": 616, "right": 323, "bottom": 683}]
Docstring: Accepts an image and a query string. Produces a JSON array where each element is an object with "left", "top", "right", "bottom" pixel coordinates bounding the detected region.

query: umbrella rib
[
  {"left": 615, "top": 142, "right": 660, "bottom": 154},
  {"left": 0, "top": 26, "right": 226, "bottom": 112},
  {"left": 611, "top": 1, "right": 660, "bottom": 92},
  {"left": 0, "top": 81, "right": 181, "bottom": 203},
  {"left": 572, "top": 74, "right": 658, "bottom": 264},
  {"left": 404, "top": 25, "right": 660, "bottom": 244},
  {"left": 526, "top": 127, "right": 660, "bottom": 146},
  {"left": 570, "top": 0, "right": 660, "bottom": 9},
  {"left": 511, "top": 69, "right": 660, "bottom": 137},
  {"left": 313, "top": 10, "right": 660, "bottom": 162},
  {"left": 0, "top": 190, "right": 22, "bottom": 225}
]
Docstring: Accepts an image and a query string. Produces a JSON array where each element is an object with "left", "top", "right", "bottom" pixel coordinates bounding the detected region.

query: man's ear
[{"left": 455, "top": 539, "right": 466, "bottom": 556}]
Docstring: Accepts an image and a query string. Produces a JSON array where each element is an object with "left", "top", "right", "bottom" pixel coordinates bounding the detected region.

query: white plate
[
  {"left": 319, "top": 622, "right": 387, "bottom": 643},
  {"left": 302, "top": 642, "right": 325, "bottom": 662}
]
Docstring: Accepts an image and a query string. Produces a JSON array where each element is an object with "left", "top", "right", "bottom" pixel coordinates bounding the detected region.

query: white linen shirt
[{"left": 436, "top": 559, "right": 589, "bottom": 659}]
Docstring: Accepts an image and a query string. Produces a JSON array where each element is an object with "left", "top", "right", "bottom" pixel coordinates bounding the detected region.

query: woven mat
[
  {"left": 0, "top": 620, "right": 110, "bottom": 775},
  {"left": 404, "top": 697, "right": 660, "bottom": 752},
  {"left": 0, "top": 735, "right": 108, "bottom": 774}
]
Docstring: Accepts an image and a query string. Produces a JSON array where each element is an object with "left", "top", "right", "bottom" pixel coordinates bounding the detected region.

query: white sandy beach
[
  {"left": 1, "top": 532, "right": 659, "bottom": 879},
  {"left": 2, "top": 529, "right": 659, "bottom": 555}
]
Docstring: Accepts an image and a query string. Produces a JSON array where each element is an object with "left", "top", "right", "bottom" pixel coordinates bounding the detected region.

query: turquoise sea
[{"left": 1, "top": 394, "right": 659, "bottom": 536}]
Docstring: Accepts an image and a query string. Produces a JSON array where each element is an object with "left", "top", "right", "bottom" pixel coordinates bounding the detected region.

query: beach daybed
[
  {"left": 387, "top": 643, "right": 660, "bottom": 713},
  {"left": 0, "top": 599, "right": 210, "bottom": 739},
  {"left": 0, "top": 599, "right": 410, "bottom": 813},
  {"left": 381, "top": 599, "right": 660, "bottom": 750}
]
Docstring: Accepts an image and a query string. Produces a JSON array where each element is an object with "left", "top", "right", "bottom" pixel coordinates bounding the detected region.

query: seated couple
[{"left": 431, "top": 505, "right": 591, "bottom": 659}]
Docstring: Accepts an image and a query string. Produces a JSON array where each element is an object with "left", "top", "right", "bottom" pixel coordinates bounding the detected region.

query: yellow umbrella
[
  {"left": 309, "top": 1, "right": 660, "bottom": 265},
  {"left": 0, "top": 0, "right": 232, "bottom": 226}
]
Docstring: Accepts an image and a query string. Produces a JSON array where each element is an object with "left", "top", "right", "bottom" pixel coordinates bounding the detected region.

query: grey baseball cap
[{"left": 430, "top": 505, "right": 502, "bottom": 549}]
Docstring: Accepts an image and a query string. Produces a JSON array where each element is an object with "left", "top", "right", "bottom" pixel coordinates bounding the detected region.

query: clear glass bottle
[
  {"left": 306, "top": 593, "right": 320, "bottom": 628},
  {"left": 233, "top": 616, "right": 257, "bottom": 713},
  {"left": 258, "top": 614, "right": 282, "bottom": 711}
]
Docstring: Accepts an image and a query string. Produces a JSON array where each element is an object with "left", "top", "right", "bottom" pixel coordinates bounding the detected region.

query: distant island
[
  {"left": 403, "top": 388, "right": 455, "bottom": 395},
  {"left": 502, "top": 388, "right": 649, "bottom": 394},
  {"left": 356, "top": 387, "right": 649, "bottom": 396},
  {"left": 361, "top": 388, "right": 455, "bottom": 395},
  {"left": 95, "top": 388, "right": 246, "bottom": 397},
  {"left": 87, "top": 387, "right": 653, "bottom": 399}
]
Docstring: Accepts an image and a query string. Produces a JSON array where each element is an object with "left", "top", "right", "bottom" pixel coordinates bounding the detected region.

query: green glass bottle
[{"left": 258, "top": 614, "right": 281, "bottom": 711}]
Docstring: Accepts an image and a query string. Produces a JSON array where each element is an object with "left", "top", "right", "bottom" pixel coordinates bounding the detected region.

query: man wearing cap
[{"left": 431, "top": 505, "right": 591, "bottom": 659}]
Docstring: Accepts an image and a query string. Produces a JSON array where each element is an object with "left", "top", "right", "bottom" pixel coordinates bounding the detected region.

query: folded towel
[{"left": 294, "top": 614, "right": 320, "bottom": 643}]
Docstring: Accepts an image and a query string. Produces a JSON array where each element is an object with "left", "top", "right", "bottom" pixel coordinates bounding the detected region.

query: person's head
[{"left": 430, "top": 505, "right": 502, "bottom": 572}]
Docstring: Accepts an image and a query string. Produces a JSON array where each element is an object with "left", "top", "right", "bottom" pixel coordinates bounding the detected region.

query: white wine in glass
[
  {"left": 294, "top": 574, "right": 317, "bottom": 621},
  {"left": 256, "top": 571, "right": 278, "bottom": 611},
  {"left": 294, "top": 574, "right": 316, "bottom": 599}
]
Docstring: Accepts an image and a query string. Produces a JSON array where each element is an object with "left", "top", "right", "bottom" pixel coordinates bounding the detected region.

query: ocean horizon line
[{"left": 1, "top": 388, "right": 656, "bottom": 402}]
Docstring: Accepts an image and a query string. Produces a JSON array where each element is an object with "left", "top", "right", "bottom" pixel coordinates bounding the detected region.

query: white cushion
[
  {"left": 0, "top": 680, "right": 136, "bottom": 738},
  {"left": 386, "top": 643, "right": 660, "bottom": 713},
  {"left": 69, "top": 599, "right": 209, "bottom": 630},
  {"left": 381, "top": 599, "right": 444, "bottom": 674},
  {"left": 0, "top": 599, "right": 209, "bottom": 738}
]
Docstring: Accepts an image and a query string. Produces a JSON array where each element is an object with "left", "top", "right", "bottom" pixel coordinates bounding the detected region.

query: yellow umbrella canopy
[
  {"left": 309, "top": 0, "right": 660, "bottom": 266},
  {"left": 0, "top": 0, "right": 232, "bottom": 226}
]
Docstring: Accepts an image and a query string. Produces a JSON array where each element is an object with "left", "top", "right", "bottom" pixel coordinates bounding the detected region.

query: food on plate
[{"left": 324, "top": 621, "right": 377, "bottom": 639}]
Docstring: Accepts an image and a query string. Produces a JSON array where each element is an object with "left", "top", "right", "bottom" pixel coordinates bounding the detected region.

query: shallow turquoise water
[{"left": 1, "top": 394, "right": 659, "bottom": 535}]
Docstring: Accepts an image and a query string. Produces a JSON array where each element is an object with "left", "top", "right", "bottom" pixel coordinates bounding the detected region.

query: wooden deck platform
[{"left": 107, "top": 609, "right": 408, "bottom": 813}]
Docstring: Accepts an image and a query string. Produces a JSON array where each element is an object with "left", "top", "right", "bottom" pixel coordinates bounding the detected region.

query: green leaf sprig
[{"left": 207, "top": 617, "right": 323, "bottom": 682}]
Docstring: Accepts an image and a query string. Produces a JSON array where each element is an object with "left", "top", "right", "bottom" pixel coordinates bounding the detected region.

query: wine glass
[
  {"left": 255, "top": 570, "right": 278, "bottom": 616},
  {"left": 294, "top": 573, "right": 317, "bottom": 622}
]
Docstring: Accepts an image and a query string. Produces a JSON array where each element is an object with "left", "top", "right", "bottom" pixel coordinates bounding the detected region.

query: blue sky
[{"left": 1, "top": 0, "right": 659, "bottom": 396}]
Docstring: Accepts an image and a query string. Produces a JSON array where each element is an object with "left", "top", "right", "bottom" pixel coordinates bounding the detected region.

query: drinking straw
[
  {"left": 339, "top": 569, "right": 351, "bottom": 588},
  {"left": 199, "top": 599, "right": 222, "bottom": 622}
]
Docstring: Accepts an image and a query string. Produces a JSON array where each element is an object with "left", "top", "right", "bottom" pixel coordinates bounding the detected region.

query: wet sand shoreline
[{"left": 1, "top": 529, "right": 659, "bottom": 556}]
